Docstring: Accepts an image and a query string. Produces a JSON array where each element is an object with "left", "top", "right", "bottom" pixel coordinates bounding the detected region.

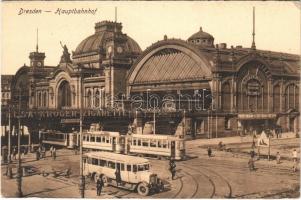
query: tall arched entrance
[{"left": 58, "top": 80, "right": 71, "bottom": 108}]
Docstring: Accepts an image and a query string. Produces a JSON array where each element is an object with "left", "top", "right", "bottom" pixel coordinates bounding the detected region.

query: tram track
[{"left": 181, "top": 164, "right": 232, "bottom": 198}]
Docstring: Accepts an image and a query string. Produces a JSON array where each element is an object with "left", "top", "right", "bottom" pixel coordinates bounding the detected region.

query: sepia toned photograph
[{"left": 1, "top": 1, "right": 300, "bottom": 198}]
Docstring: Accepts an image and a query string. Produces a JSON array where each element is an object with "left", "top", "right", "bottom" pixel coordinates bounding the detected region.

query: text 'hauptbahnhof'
[{"left": 1, "top": 19, "right": 300, "bottom": 144}]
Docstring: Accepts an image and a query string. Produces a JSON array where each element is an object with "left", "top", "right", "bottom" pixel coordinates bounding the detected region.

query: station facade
[{"left": 1, "top": 20, "right": 300, "bottom": 140}]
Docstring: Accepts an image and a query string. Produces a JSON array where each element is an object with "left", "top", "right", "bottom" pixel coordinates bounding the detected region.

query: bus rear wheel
[{"left": 137, "top": 182, "right": 149, "bottom": 196}]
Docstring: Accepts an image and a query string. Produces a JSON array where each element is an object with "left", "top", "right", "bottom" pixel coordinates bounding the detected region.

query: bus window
[
  {"left": 83, "top": 136, "right": 86, "bottom": 141},
  {"left": 144, "top": 164, "right": 149, "bottom": 170},
  {"left": 127, "top": 165, "right": 132, "bottom": 171},
  {"left": 138, "top": 140, "right": 141, "bottom": 146},
  {"left": 150, "top": 140, "right": 156, "bottom": 147},
  {"left": 96, "top": 137, "right": 101, "bottom": 142},
  {"left": 92, "top": 158, "right": 98, "bottom": 165},
  {"left": 106, "top": 137, "right": 110, "bottom": 143},
  {"left": 87, "top": 158, "right": 92, "bottom": 164},
  {"left": 91, "top": 136, "right": 95, "bottom": 142},
  {"left": 133, "top": 165, "right": 137, "bottom": 172},
  {"left": 108, "top": 161, "right": 115, "bottom": 169},
  {"left": 133, "top": 139, "right": 137, "bottom": 146},
  {"left": 121, "top": 163, "right": 125, "bottom": 171},
  {"left": 99, "top": 159, "right": 106, "bottom": 167},
  {"left": 162, "top": 141, "right": 167, "bottom": 148},
  {"left": 102, "top": 136, "right": 105, "bottom": 143},
  {"left": 142, "top": 140, "right": 149, "bottom": 147}
]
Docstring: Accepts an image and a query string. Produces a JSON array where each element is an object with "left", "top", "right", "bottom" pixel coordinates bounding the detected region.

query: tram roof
[
  {"left": 84, "top": 152, "right": 149, "bottom": 164},
  {"left": 130, "top": 134, "right": 182, "bottom": 140},
  {"left": 84, "top": 131, "right": 120, "bottom": 136}
]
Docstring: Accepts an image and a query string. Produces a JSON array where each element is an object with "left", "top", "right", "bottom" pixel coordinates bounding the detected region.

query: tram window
[
  {"left": 158, "top": 140, "right": 162, "bottom": 148},
  {"left": 87, "top": 158, "right": 92, "bottom": 164},
  {"left": 102, "top": 136, "right": 105, "bottom": 143},
  {"left": 162, "top": 141, "right": 167, "bottom": 148},
  {"left": 127, "top": 165, "right": 132, "bottom": 171},
  {"left": 96, "top": 137, "right": 101, "bottom": 142},
  {"left": 106, "top": 137, "right": 110, "bottom": 143},
  {"left": 144, "top": 164, "right": 149, "bottom": 170},
  {"left": 99, "top": 159, "right": 106, "bottom": 167},
  {"left": 142, "top": 140, "right": 149, "bottom": 147},
  {"left": 138, "top": 165, "right": 144, "bottom": 171},
  {"left": 83, "top": 158, "right": 87, "bottom": 163},
  {"left": 133, "top": 165, "right": 137, "bottom": 172},
  {"left": 108, "top": 161, "right": 115, "bottom": 169},
  {"left": 133, "top": 139, "right": 137, "bottom": 146},
  {"left": 91, "top": 136, "right": 95, "bottom": 142},
  {"left": 150, "top": 140, "right": 156, "bottom": 147},
  {"left": 138, "top": 140, "right": 141, "bottom": 146},
  {"left": 83, "top": 136, "right": 86, "bottom": 141},
  {"left": 121, "top": 163, "right": 125, "bottom": 171},
  {"left": 92, "top": 158, "right": 98, "bottom": 165}
]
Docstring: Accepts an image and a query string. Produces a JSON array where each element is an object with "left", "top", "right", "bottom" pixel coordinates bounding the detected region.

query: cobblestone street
[{"left": 1, "top": 134, "right": 299, "bottom": 198}]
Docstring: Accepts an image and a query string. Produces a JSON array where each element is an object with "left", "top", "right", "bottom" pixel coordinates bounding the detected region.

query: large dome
[{"left": 73, "top": 21, "right": 141, "bottom": 56}]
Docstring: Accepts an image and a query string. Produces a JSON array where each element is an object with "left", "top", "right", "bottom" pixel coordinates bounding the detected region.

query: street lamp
[
  {"left": 16, "top": 87, "right": 23, "bottom": 197},
  {"left": 79, "top": 71, "right": 85, "bottom": 198}
]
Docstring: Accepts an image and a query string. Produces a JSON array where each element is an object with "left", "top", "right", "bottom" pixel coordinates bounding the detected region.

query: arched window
[
  {"left": 273, "top": 84, "right": 280, "bottom": 112},
  {"left": 58, "top": 80, "right": 71, "bottom": 108},
  {"left": 95, "top": 90, "right": 100, "bottom": 107},
  {"left": 87, "top": 90, "right": 92, "bottom": 108},
  {"left": 285, "top": 84, "right": 297, "bottom": 110},
  {"left": 43, "top": 92, "right": 47, "bottom": 107},
  {"left": 221, "top": 82, "right": 231, "bottom": 111},
  {"left": 38, "top": 92, "right": 42, "bottom": 107}
]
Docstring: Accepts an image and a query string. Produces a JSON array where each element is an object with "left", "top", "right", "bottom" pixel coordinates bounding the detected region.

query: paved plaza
[{"left": 1, "top": 134, "right": 300, "bottom": 198}]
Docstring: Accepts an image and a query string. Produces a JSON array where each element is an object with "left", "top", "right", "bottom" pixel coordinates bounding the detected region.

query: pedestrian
[
  {"left": 248, "top": 158, "right": 255, "bottom": 171},
  {"left": 250, "top": 150, "right": 255, "bottom": 159},
  {"left": 115, "top": 168, "right": 122, "bottom": 186},
  {"left": 292, "top": 149, "right": 298, "bottom": 172},
  {"left": 36, "top": 149, "right": 40, "bottom": 161},
  {"left": 96, "top": 177, "right": 104, "bottom": 196},
  {"left": 13, "top": 147, "right": 17, "bottom": 160},
  {"left": 169, "top": 159, "right": 176, "bottom": 180},
  {"left": 50, "top": 146, "right": 53, "bottom": 157},
  {"left": 276, "top": 152, "right": 281, "bottom": 164},
  {"left": 207, "top": 147, "right": 212, "bottom": 157},
  {"left": 53, "top": 148, "right": 56, "bottom": 160}
]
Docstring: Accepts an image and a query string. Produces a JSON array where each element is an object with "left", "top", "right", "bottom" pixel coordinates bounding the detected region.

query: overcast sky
[{"left": 2, "top": 1, "right": 300, "bottom": 75}]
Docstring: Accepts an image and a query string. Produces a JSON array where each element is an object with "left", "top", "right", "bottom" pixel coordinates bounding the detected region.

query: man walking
[
  {"left": 96, "top": 177, "right": 104, "bottom": 196},
  {"left": 169, "top": 159, "right": 176, "bottom": 180},
  {"left": 207, "top": 147, "right": 212, "bottom": 157}
]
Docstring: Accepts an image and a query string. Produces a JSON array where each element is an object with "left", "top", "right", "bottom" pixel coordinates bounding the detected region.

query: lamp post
[
  {"left": 16, "top": 88, "right": 23, "bottom": 197},
  {"left": 202, "top": 89, "right": 206, "bottom": 110},
  {"left": 6, "top": 100, "right": 12, "bottom": 178},
  {"left": 79, "top": 72, "right": 85, "bottom": 198}
]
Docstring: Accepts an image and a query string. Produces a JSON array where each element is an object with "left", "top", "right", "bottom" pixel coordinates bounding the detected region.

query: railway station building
[{"left": 1, "top": 20, "right": 300, "bottom": 142}]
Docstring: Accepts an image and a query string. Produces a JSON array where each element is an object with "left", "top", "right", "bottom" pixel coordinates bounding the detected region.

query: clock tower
[{"left": 29, "top": 51, "right": 45, "bottom": 68}]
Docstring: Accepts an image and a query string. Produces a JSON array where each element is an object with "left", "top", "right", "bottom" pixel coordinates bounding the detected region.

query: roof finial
[
  {"left": 200, "top": 27, "right": 203, "bottom": 32},
  {"left": 251, "top": 7, "right": 256, "bottom": 50},
  {"left": 36, "top": 28, "right": 39, "bottom": 52}
]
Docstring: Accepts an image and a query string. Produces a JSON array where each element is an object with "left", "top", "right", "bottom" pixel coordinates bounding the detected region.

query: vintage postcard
[{"left": 1, "top": 1, "right": 300, "bottom": 198}]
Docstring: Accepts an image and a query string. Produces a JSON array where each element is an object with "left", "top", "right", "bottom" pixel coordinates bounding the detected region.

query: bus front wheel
[{"left": 137, "top": 182, "right": 149, "bottom": 196}]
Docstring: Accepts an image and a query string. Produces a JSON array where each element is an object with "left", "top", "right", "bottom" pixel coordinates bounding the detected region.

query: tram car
[
  {"left": 125, "top": 134, "right": 186, "bottom": 160},
  {"left": 82, "top": 131, "right": 125, "bottom": 153},
  {"left": 40, "top": 130, "right": 79, "bottom": 149}
]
